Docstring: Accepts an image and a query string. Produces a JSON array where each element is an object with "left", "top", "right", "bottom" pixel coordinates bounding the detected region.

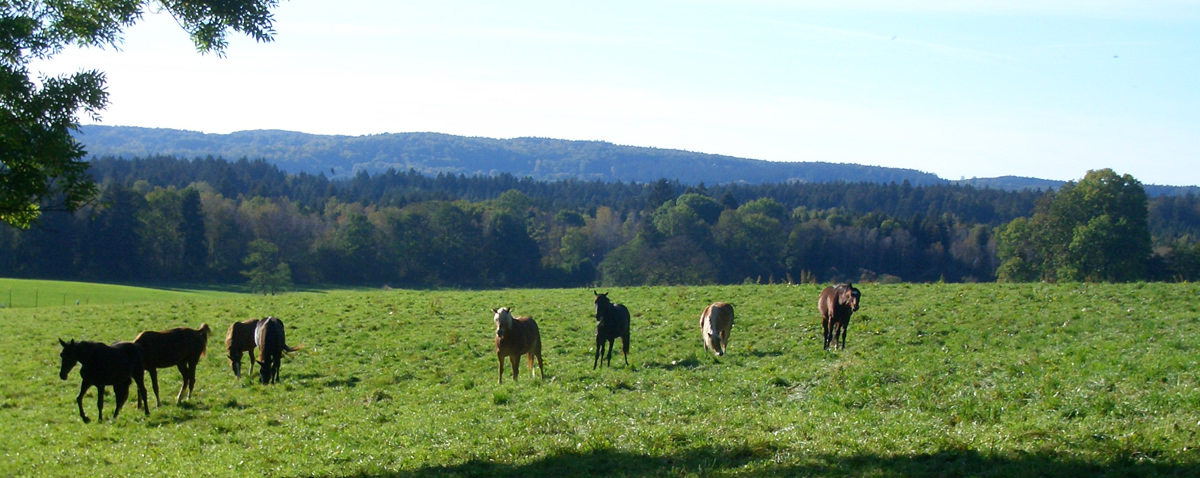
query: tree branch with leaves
[{"left": 0, "top": 0, "right": 279, "bottom": 228}]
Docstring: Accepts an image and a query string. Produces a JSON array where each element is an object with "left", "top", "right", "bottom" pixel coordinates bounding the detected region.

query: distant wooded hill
[{"left": 75, "top": 125, "right": 1197, "bottom": 196}]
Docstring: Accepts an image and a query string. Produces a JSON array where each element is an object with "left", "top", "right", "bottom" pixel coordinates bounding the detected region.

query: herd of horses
[
  {"left": 57, "top": 316, "right": 300, "bottom": 422},
  {"left": 58, "top": 284, "right": 863, "bottom": 421}
]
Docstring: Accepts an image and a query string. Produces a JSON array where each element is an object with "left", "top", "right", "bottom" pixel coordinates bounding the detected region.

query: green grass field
[
  {"left": 0, "top": 278, "right": 243, "bottom": 308},
  {"left": 2, "top": 282, "right": 1199, "bottom": 477}
]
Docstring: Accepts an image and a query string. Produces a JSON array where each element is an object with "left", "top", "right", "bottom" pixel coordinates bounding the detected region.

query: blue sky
[{"left": 33, "top": 1, "right": 1200, "bottom": 186}]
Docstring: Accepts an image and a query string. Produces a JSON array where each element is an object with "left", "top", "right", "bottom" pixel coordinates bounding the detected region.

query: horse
[
  {"left": 492, "top": 307, "right": 543, "bottom": 384},
  {"left": 592, "top": 291, "right": 630, "bottom": 369},
  {"left": 225, "top": 318, "right": 262, "bottom": 378},
  {"left": 57, "top": 339, "right": 149, "bottom": 423},
  {"left": 700, "top": 302, "right": 735, "bottom": 357},
  {"left": 254, "top": 316, "right": 300, "bottom": 384},
  {"left": 818, "top": 283, "right": 861, "bottom": 350},
  {"left": 134, "top": 323, "right": 210, "bottom": 406}
]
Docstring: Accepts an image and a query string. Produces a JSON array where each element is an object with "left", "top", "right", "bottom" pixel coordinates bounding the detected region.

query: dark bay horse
[
  {"left": 700, "top": 302, "right": 735, "bottom": 357},
  {"left": 492, "top": 307, "right": 543, "bottom": 384},
  {"left": 818, "top": 283, "right": 862, "bottom": 350},
  {"left": 255, "top": 317, "right": 300, "bottom": 384},
  {"left": 593, "top": 291, "right": 630, "bottom": 369},
  {"left": 58, "top": 339, "right": 149, "bottom": 423},
  {"left": 134, "top": 323, "right": 210, "bottom": 406},
  {"left": 225, "top": 318, "right": 262, "bottom": 378}
]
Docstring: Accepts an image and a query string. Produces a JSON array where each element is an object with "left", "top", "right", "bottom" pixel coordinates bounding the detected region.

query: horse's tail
[
  {"left": 198, "top": 323, "right": 211, "bottom": 357},
  {"left": 283, "top": 344, "right": 304, "bottom": 355}
]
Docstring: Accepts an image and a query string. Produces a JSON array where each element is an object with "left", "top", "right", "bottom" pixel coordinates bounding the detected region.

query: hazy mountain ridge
[{"left": 75, "top": 125, "right": 1197, "bottom": 195}]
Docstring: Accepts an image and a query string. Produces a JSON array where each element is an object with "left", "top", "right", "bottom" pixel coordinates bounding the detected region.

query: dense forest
[{"left": 2, "top": 155, "right": 1199, "bottom": 289}]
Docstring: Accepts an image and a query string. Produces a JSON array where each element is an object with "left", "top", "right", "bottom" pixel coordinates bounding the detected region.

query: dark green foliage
[
  {"left": 0, "top": 1, "right": 279, "bottom": 227},
  {"left": 997, "top": 169, "right": 1153, "bottom": 282},
  {"left": 3, "top": 158, "right": 1198, "bottom": 286}
]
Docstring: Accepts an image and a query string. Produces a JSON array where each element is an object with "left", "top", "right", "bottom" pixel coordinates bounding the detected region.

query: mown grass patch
[{"left": 1, "top": 283, "right": 1199, "bottom": 477}]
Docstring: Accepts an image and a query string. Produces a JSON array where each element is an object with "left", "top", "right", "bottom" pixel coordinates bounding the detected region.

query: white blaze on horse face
[{"left": 493, "top": 307, "right": 513, "bottom": 337}]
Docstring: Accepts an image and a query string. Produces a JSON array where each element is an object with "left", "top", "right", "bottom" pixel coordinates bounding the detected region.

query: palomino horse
[
  {"left": 492, "top": 307, "right": 543, "bottom": 384},
  {"left": 57, "top": 339, "right": 149, "bottom": 423},
  {"left": 818, "top": 283, "right": 862, "bottom": 350},
  {"left": 254, "top": 317, "right": 300, "bottom": 384},
  {"left": 225, "top": 318, "right": 262, "bottom": 378},
  {"left": 592, "top": 291, "right": 630, "bottom": 369},
  {"left": 134, "top": 323, "right": 210, "bottom": 406},
  {"left": 700, "top": 302, "right": 735, "bottom": 357}
]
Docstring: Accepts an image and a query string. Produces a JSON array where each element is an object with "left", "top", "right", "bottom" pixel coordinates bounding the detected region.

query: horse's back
[
  {"left": 704, "top": 302, "right": 734, "bottom": 329},
  {"left": 817, "top": 286, "right": 837, "bottom": 320},
  {"left": 500, "top": 315, "right": 541, "bottom": 355},
  {"left": 255, "top": 317, "right": 286, "bottom": 358}
]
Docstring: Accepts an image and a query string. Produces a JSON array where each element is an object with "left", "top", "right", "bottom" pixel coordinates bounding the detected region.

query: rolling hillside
[{"left": 75, "top": 125, "right": 947, "bottom": 185}]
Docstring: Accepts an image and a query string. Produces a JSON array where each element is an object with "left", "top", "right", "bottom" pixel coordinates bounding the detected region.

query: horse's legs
[
  {"left": 497, "top": 355, "right": 505, "bottom": 384},
  {"left": 113, "top": 382, "right": 129, "bottom": 420},
  {"left": 822, "top": 318, "right": 832, "bottom": 350},
  {"left": 593, "top": 337, "right": 603, "bottom": 369},
  {"left": 838, "top": 319, "right": 849, "bottom": 350},
  {"left": 147, "top": 367, "right": 161, "bottom": 407},
  {"left": 75, "top": 382, "right": 92, "bottom": 423},
  {"left": 621, "top": 334, "right": 630, "bottom": 366},
  {"left": 604, "top": 338, "right": 614, "bottom": 367},
  {"left": 94, "top": 385, "right": 105, "bottom": 423},
  {"left": 176, "top": 362, "right": 191, "bottom": 402},
  {"left": 135, "top": 370, "right": 149, "bottom": 415},
  {"left": 509, "top": 355, "right": 520, "bottom": 382}
]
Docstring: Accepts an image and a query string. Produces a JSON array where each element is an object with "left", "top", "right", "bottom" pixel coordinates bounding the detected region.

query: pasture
[
  {"left": 0, "top": 278, "right": 241, "bottom": 308},
  {"left": 2, "top": 283, "right": 1200, "bottom": 477}
]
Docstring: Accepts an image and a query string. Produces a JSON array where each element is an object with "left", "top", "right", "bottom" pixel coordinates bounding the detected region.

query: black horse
[
  {"left": 254, "top": 317, "right": 300, "bottom": 384},
  {"left": 58, "top": 339, "right": 149, "bottom": 423},
  {"left": 592, "top": 291, "right": 631, "bottom": 369}
]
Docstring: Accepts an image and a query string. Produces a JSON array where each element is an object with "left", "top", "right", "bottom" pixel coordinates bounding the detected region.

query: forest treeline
[{"left": 2, "top": 155, "right": 1199, "bottom": 288}]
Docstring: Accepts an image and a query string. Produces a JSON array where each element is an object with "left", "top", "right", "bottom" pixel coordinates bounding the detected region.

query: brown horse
[
  {"left": 225, "top": 318, "right": 262, "bottom": 378},
  {"left": 818, "top": 283, "right": 861, "bottom": 350},
  {"left": 134, "top": 323, "right": 210, "bottom": 406},
  {"left": 592, "top": 291, "right": 630, "bottom": 369},
  {"left": 255, "top": 317, "right": 300, "bottom": 384},
  {"left": 492, "top": 307, "right": 543, "bottom": 384},
  {"left": 58, "top": 339, "right": 149, "bottom": 423},
  {"left": 700, "top": 302, "right": 735, "bottom": 357}
]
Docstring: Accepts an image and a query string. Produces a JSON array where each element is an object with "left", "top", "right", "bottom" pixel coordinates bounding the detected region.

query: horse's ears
[
  {"left": 59, "top": 338, "right": 66, "bottom": 346},
  {"left": 491, "top": 308, "right": 498, "bottom": 314}
]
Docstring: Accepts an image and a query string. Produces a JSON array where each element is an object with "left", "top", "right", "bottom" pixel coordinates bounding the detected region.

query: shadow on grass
[{"left": 332, "top": 446, "right": 1200, "bottom": 478}]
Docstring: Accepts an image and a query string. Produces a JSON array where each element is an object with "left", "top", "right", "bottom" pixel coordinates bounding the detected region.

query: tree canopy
[
  {"left": 0, "top": 0, "right": 278, "bottom": 227},
  {"left": 997, "top": 168, "right": 1152, "bottom": 282}
]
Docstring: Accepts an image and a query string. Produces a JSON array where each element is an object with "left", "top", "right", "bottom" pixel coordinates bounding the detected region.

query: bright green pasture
[
  {"left": 2, "top": 283, "right": 1200, "bottom": 477},
  {"left": 0, "top": 278, "right": 242, "bottom": 308}
]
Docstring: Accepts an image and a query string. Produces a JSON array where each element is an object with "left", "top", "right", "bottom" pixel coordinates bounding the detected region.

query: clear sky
[{"left": 32, "top": 1, "right": 1200, "bottom": 186}]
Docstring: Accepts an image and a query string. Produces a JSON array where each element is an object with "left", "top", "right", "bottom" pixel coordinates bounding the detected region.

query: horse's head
[
  {"left": 228, "top": 351, "right": 243, "bottom": 378},
  {"left": 257, "top": 359, "right": 271, "bottom": 384},
  {"left": 492, "top": 307, "right": 514, "bottom": 338},
  {"left": 58, "top": 339, "right": 81, "bottom": 380},
  {"left": 706, "top": 326, "right": 725, "bottom": 356},
  {"left": 593, "top": 291, "right": 611, "bottom": 321},
  {"left": 842, "top": 283, "right": 861, "bottom": 312}
]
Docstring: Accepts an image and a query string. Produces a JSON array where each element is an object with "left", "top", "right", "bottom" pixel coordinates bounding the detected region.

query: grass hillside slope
[{"left": 2, "top": 283, "right": 1198, "bottom": 477}]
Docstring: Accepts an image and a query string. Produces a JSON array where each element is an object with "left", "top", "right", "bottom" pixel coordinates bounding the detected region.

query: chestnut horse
[
  {"left": 58, "top": 339, "right": 149, "bottom": 423},
  {"left": 492, "top": 307, "right": 543, "bottom": 384},
  {"left": 134, "top": 323, "right": 210, "bottom": 406},
  {"left": 225, "top": 318, "right": 262, "bottom": 378},
  {"left": 700, "top": 302, "right": 735, "bottom": 357},
  {"left": 255, "top": 316, "right": 300, "bottom": 384},
  {"left": 592, "top": 291, "right": 630, "bottom": 369},
  {"left": 818, "top": 283, "right": 861, "bottom": 350}
]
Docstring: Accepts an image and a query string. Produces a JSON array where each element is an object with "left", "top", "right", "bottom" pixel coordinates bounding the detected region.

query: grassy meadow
[
  {"left": 1, "top": 282, "right": 1199, "bottom": 477},
  {"left": 0, "top": 278, "right": 242, "bottom": 308}
]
